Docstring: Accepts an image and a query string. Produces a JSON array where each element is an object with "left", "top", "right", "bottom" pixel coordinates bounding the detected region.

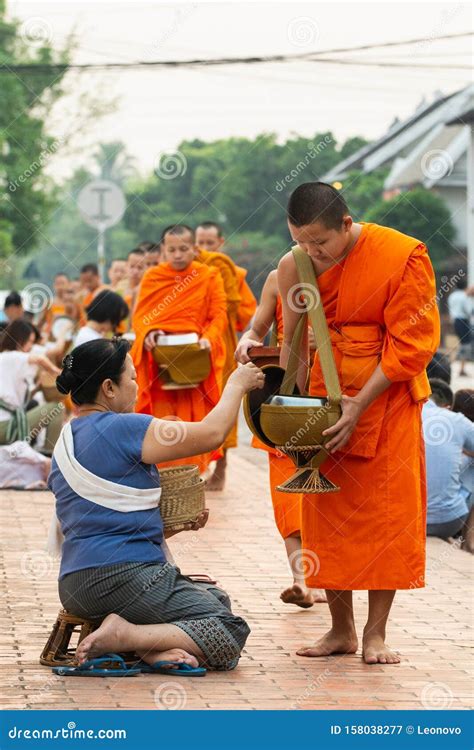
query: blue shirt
[
  {"left": 422, "top": 400, "right": 474, "bottom": 524},
  {"left": 48, "top": 412, "right": 166, "bottom": 579}
]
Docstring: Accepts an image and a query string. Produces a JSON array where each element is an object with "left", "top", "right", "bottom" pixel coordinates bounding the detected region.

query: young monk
[
  {"left": 116, "top": 248, "right": 147, "bottom": 333},
  {"left": 144, "top": 244, "right": 162, "bottom": 268},
  {"left": 39, "top": 273, "right": 70, "bottom": 335},
  {"left": 107, "top": 259, "right": 127, "bottom": 290},
  {"left": 131, "top": 225, "right": 227, "bottom": 473},
  {"left": 78, "top": 263, "right": 104, "bottom": 308},
  {"left": 278, "top": 182, "right": 440, "bottom": 664},
  {"left": 236, "top": 270, "right": 326, "bottom": 607},
  {"left": 195, "top": 221, "right": 257, "bottom": 490}
]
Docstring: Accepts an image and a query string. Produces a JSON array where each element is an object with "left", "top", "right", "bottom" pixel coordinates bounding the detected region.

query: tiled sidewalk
[{"left": 0, "top": 438, "right": 472, "bottom": 711}]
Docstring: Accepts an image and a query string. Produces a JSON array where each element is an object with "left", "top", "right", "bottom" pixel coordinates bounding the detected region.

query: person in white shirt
[
  {"left": 74, "top": 290, "right": 129, "bottom": 347},
  {"left": 448, "top": 279, "right": 472, "bottom": 376},
  {"left": 0, "top": 320, "right": 62, "bottom": 455}
]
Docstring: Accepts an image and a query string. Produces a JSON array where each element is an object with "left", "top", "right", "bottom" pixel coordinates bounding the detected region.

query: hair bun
[{"left": 56, "top": 368, "right": 76, "bottom": 395}]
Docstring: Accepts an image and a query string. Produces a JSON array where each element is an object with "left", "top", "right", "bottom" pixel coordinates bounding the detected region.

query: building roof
[{"left": 324, "top": 84, "right": 473, "bottom": 190}]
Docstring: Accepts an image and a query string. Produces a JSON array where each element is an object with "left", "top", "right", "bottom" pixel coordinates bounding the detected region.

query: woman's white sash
[{"left": 46, "top": 421, "right": 162, "bottom": 558}]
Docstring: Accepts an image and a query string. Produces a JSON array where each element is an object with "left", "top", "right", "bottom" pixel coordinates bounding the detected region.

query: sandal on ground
[
  {"left": 138, "top": 660, "right": 207, "bottom": 677},
  {"left": 52, "top": 653, "right": 141, "bottom": 677}
]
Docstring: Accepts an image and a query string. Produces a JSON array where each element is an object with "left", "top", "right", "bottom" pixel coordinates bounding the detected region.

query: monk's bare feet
[
  {"left": 137, "top": 647, "right": 199, "bottom": 669},
  {"left": 310, "top": 588, "right": 328, "bottom": 603},
  {"left": 76, "top": 613, "right": 131, "bottom": 664},
  {"left": 206, "top": 457, "right": 226, "bottom": 491},
  {"left": 280, "top": 583, "right": 315, "bottom": 609},
  {"left": 362, "top": 633, "right": 400, "bottom": 664},
  {"left": 296, "top": 628, "right": 358, "bottom": 657}
]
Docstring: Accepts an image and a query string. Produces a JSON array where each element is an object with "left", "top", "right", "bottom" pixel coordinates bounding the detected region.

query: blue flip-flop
[
  {"left": 52, "top": 653, "right": 141, "bottom": 677},
  {"left": 138, "top": 660, "right": 207, "bottom": 677}
]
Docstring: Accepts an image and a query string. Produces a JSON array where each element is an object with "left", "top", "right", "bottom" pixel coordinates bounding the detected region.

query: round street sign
[{"left": 77, "top": 179, "right": 126, "bottom": 230}]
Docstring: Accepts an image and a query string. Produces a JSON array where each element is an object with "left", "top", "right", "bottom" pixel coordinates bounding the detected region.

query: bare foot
[
  {"left": 280, "top": 583, "right": 315, "bottom": 609},
  {"left": 310, "top": 588, "right": 327, "bottom": 603},
  {"left": 296, "top": 628, "right": 358, "bottom": 657},
  {"left": 137, "top": 647, "right": 199, "bottom": 669},
  {"left": 206, "top": 457, "right": 226, "bottom": 491},
  {"left": 362, "top": 633, "right": 400, "bottom": 664},
  {"left": 76, "top": 613, "right": 132, "bottom": 664}
]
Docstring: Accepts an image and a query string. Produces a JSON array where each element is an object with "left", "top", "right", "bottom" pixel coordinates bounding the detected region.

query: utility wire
[{"left": 1, "top": 31, "right": 472, "bottom": 73}]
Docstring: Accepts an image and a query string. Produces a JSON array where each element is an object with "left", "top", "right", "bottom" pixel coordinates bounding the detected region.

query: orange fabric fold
[{"left": 236, "top": 266, "right": 257, "bottom": 332}]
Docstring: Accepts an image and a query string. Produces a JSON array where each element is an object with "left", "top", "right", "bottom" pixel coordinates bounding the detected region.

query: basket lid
[{"left": 243, "top": 364, "right": 300, "bottom": 448}]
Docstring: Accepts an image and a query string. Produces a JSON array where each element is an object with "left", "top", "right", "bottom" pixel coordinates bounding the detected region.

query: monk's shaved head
[
  {"left": 287, "top": 182, "right": 349, "bottom": 231},
  {"left": 161, "top": 224, "right": 195, "bottom": 243},
  {"left": 195, "top": 221, "right": 225, "bottom": 253}
]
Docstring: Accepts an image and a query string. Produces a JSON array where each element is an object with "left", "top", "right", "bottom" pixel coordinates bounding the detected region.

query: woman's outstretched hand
[{"left": 228, "top": 362, "right": 265, "bottom": 393}]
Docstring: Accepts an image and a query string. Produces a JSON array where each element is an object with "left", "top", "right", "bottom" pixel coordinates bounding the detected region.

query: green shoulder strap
[{"left": 280, "top": 246, "right": 342, "bottom": 404}]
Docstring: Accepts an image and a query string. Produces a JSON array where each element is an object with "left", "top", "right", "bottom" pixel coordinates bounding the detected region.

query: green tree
[
  {"left": 366, "top": 187, "right": 455, "bottom": 269},
  {"left": 0, "top": 0, "right": 70, "bottom": 273},
  {"left": 93, "top": 141, "right": 136, "bottom": 184},
  {"left": 343, "top": 169, "right": 388, "bottom": 220},
  {"left": 339, "top": 136, "right": 368, "bottom": 161}
]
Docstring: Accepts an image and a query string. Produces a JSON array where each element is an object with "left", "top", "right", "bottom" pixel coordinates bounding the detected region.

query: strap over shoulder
[{"left": 280, "top": 246, "right": 342, "bottom": 404}]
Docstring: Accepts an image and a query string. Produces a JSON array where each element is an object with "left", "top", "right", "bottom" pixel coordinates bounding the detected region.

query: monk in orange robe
[
  {"left": 236, "top": 270, "right": 326, "bottom": 607},
  {"left": 196, "top": 222, "right": 257, "bottom": 490},
  {"left": 79, "top": 263, "right": 105, "bottom": 308},
  {"left": 278, "top": 182, "right": 440, "bottom": 664},
  {"left": 116, "top": 248, "right": 146, "bottom": 333},
  {"left": 131, "top": 224, "right": 227, "bottom": 473},
  {"left": 39, "top": 272, "right": 69, "bottom": 335}
]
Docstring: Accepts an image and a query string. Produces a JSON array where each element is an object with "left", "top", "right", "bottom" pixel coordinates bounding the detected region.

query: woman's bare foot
[
  {"left": 137, "top": 647, "right": 199, "bottom": 669},
  {"left": 76, "top": 613, "right": 133, "bottom": 664},
  {"left": 280, "top": 583, "right": 315, "bottom": 608},
  {"left": 206, "top": 456, "right": 227, "bottom": 491},
  {"left": 362, "top": 633, "right": 400, "bottom": 664},
  {"left": 296, "top": 628, "right": 358, "bottom": 657}
]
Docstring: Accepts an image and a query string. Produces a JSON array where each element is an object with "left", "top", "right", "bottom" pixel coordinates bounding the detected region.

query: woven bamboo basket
[{"left": 159, "top": 464, "right": 205, "bottom": 531}]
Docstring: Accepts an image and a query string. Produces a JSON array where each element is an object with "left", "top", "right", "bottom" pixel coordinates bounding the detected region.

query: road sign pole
[{"left": 97, "top": 225, "right": 106, "bottom": 282}]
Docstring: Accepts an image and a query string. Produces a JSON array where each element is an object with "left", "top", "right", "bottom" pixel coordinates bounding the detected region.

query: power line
[{"left": 1, "top": 31, "right": 472, "bottom": 73}]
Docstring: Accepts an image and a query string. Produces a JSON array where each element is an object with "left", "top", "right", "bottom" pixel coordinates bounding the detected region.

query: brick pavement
[{"left": 0, "top": 413, "right": 472, "bottom": 711}]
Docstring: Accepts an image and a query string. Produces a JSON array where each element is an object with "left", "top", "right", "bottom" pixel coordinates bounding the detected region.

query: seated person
[
  {"left": 74, "top": 290, "right": 129, "bottom": 347},
  {"left": 3, "top": 291, "right": 24, "bottom": 323},
  {"left": 0, "top": 320, "right": 62, "bottom": 454},
  {"left": 452, "top": 388, "right": 474, "bottom": 552},
  {"left": 423, "top": 379, "right": 474, "bottom": 544},
  {"left": 427, "top": 350, "right": 451, "bottom": 384},
  {"left": 49, "top": 338, "right": 264, "bottom": 670}
]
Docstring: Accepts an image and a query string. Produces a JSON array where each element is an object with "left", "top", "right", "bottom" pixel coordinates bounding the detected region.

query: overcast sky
[{"left": 7, "top": 0, "right": 473, "bottom": 179}]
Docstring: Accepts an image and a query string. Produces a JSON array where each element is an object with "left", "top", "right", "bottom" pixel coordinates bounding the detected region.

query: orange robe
[
  {"left": 301, "top": 223, "right": 440, "bottom": 590},
  {"left": 251, "top": 292, "right": 302, "bottom": 539},
  {"left": 41, "top": 301, "right": 66, "bottom": 335},
  {"left": 195, "top": 249, "right": 242, "bottom": 452},
  {"left": 131, "top": 261, "right": 227, "bottom": 473},
  {"left": 235, "top": 267, "right": 257, "bottom": 332}
]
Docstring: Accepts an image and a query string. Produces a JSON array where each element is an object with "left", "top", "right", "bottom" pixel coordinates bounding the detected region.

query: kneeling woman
[{"left": 48, "top": 338, "right": 264, "bottom": 671}]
